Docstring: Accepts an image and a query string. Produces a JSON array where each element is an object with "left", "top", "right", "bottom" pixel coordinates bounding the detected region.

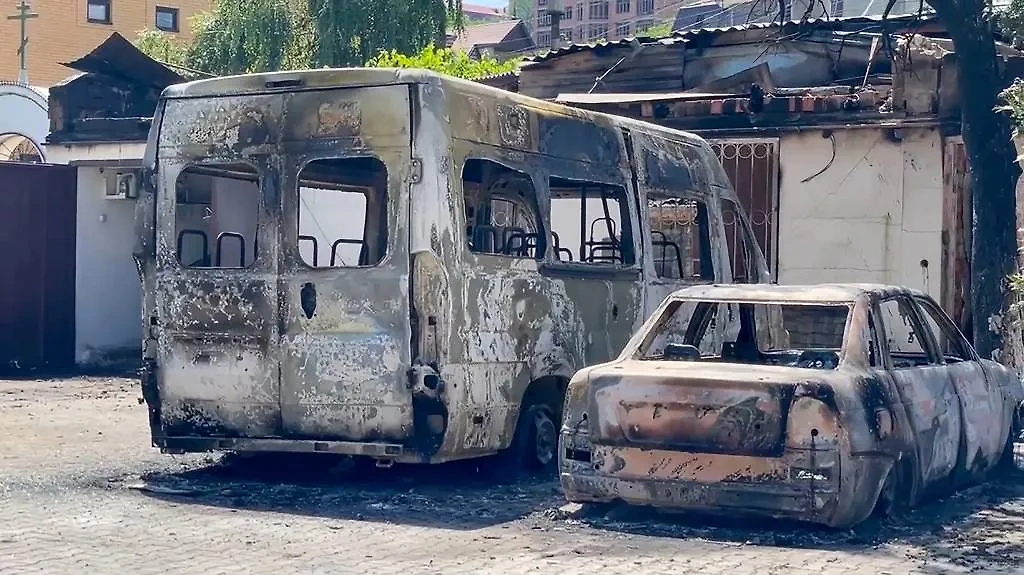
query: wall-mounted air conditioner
[{"left": 104, "top": 170, "right": 139, "bottom": 200}]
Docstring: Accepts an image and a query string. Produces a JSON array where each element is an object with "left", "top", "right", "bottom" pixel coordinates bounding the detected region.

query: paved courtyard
[{"left": 3, "top": 377, "right": 1024, "bottom": 574}]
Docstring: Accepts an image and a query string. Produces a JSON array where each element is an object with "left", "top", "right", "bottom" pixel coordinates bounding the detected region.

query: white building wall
[
  {"left": 776, "top": 127, "right": 944, "bottom": 300},
  {"left": 73, "top": 166, "right": 143, "bottom": 365},
  {"left": 0, "top": 83, "right": 48, "bottom": 159}
]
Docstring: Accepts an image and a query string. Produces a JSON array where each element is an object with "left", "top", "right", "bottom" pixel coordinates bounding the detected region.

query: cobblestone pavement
[{"left": 3, "top": 377, "right": 1024, "bottom": 574}]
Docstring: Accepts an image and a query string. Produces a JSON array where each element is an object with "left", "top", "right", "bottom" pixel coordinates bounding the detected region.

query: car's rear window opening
[{"left": 639, "top": 300, "right": 851, "bottom": 369}]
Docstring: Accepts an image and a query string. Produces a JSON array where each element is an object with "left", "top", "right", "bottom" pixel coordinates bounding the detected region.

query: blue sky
[{"left": 469, "top": 0, "right": 508, "bottom": 7}]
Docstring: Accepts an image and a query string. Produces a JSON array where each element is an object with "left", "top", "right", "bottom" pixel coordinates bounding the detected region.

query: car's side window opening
[
  {"left": 914, "top": 297, "right": 972, "bottom": 364},
  {"left": 877, "top": 298, "right": 936, "bottom": 368}
]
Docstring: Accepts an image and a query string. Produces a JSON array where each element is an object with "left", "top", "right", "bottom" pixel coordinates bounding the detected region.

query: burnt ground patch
[{"left": 113, "top": 452, "right": 564, "bottom": 530}]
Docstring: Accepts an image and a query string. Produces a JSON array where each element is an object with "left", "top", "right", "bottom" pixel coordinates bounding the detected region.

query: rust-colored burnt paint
[{"left": 560, "top": 283, "right": 1024, "bottom": 529}]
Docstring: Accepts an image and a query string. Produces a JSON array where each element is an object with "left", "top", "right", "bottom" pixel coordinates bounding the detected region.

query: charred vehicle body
[
  {"left": 133, "top": 68, "right": 771, "bottom": 469},
  {"left": 559, "top": 284, "right": 1024, "bottom": 528}
]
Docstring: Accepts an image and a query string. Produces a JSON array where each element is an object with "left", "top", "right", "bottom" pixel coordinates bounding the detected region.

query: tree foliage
[
  {"left": 366, "top": 44, "right": 520, "bottom": 79},
  {"left": 185, "top": 0, "right": 304, "bottom": 76},
  {"left": 304, "top": 0, "right": 463, "bottom": 68},
  {"left": 642, "top": 21, "right": 675, "bottom": 37},
  {"left": 135, "top": 29, "right": 188, "bottom": 70},
  {"left": 135, "top": 0, "right": 466, "bottom": 76}
]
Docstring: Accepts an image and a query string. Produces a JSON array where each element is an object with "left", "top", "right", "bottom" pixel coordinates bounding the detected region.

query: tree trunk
[{"left": 938, "top": 5, "right": 1021, "bottom": 359}]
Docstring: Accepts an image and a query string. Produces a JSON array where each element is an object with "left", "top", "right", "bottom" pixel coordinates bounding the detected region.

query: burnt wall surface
[{"left": 48, "top": 73, "right": 162, "bottom": 144}]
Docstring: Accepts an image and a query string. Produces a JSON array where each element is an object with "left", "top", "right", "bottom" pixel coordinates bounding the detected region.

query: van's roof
[{"left": 160, "top": 67, "right": 714, "bottom": 151}]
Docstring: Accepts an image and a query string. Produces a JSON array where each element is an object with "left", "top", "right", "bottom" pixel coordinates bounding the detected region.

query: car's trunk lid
[{"left": 586, "top": 361, "right": 812, "bottom": 457}]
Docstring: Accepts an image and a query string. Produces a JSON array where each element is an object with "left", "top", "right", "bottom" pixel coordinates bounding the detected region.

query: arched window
[{"left": 0, "top": 133, "right": 43, "bottom": 163}]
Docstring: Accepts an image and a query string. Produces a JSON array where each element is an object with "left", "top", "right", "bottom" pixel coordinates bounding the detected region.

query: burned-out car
[{"left": 559, "top": 284, "right": 1024, "bottom": 528}]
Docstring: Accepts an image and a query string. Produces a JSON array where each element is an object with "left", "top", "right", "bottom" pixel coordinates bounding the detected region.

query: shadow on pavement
[
  {"left": 124, "top": 449, "right": 1024, "bottom": 571},
  {"left": 569, "top": 467, "right": 1024, "bottom": 571},
  {"left": 127, "top": 452, "right": 563, "bottom": 530}
]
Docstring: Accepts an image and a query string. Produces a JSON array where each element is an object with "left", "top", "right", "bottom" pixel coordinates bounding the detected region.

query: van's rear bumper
[{"left": 155, "top": 436, "right": 405, "bottom": 459}]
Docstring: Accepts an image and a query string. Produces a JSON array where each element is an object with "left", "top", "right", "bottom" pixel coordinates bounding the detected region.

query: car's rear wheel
[
  {"left": 996, "top": 424, "right": 1019, "bottom": 473},
  {"left": 873, "top": 461, "right": 908, "bottom": 519}
]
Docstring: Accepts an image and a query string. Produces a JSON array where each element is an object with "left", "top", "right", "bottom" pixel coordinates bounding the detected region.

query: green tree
[
  {"left": 642, "top": 21, "right": 675, "bottom": 37},
  {"left": 135, "top": 29, "right": 188, "bottom": 69},
  {"left": 366, "top": 44, "right": 520, "bottom": 79},
  {"left": 184, "top": 0, "right": 306, "bottom": 76},
  {"left": 899, "top": 0, "right": 1021, "bottom": 358},
  {"left": 307, "top": 0, "right": 463, "bottom": 68}
]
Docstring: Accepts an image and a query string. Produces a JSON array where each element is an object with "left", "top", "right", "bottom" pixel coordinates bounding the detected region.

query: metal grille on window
[
  {"left": 648, "top": 199, "right": 703, "bottom": 280},
  {"left": 710, "top": 139, "right": 779, "bottom": 281}
]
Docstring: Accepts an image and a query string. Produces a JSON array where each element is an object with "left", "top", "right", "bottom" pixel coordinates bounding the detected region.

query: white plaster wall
[
  {"left": 777, "top": 128, "right": 944, "bottom": 300},
  {"left": 74, "top": 167, "right": 142, "bottom": 365},
  {"left": 0, "top": 83, "right": 48, "bottom": 159}
]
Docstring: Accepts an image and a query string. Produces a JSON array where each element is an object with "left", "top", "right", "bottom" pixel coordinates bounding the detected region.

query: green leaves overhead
[
  {"left": 186, "top": 0, "right": 301, "bottom": 75},
  {"left": 137, "top": 0, "right": 468, "bottom": 76},
  {"left": 366, "top": 45, "right": 521, "bottom": 80},
  {"left": 308, "top": 0, "right": 463, "bottom": 68}
]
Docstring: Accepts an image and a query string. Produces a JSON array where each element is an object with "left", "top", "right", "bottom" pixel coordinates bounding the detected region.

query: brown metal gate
[
  {"left": 0, "top": 162, "right": 77, "bottom": 372},
  {"left": 710, "top": 139, "right": 780, "bottom": 281}
]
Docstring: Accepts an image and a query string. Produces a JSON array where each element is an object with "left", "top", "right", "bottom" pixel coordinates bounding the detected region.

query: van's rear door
[
  {"left": 277, "top": 86, "right": 415, "bottom": 442},
  {"left": 154, "top": 94, "right": 284, "bottom": 439}
]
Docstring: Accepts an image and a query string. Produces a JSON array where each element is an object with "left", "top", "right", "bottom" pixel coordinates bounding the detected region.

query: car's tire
[
  {"left": 996, "top": 424, "right": 1018, "bottom": 473},
  {"left": 873, "top": 461, "right": 908, "bottom": 520}
]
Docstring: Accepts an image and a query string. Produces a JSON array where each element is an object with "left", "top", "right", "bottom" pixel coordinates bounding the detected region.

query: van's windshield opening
[
  {"left": 297, "top": 157, "right": 388, "bottom": 268},
  {"left": 175, "top": 163, "right": 260, "bottom": 268},
  {"left": 638, "top": 300, "right": 851, "bottom": 370}
]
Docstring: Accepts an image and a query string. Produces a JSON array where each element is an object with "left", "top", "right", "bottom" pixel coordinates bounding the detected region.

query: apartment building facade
[
  {"left": 531, "top": 0, "right": 677, "bottom": 47},
  {"left": 0, "top": 0, "right": 212, "bottom": 86}
]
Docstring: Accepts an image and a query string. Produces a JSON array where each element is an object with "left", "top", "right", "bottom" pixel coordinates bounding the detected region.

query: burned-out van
[{"left": 133, "top": 68, "right": 771, "bottom": 470}]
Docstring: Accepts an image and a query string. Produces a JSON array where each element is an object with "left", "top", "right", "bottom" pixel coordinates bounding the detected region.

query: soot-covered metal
[
  {"left": 559, "top": 283, "right": 1024, "bottom": 528},
  {"left": 134, "top": 68, "right": 772, "bottom": 470}
]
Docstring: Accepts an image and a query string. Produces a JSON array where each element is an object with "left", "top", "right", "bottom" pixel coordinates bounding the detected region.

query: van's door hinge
[{"left": 410, "top": 158, "right": 423, "bottom": 184}]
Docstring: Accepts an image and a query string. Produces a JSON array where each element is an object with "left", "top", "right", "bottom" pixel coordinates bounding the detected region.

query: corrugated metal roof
[{"left": 524, "top": 13, "right": 941, "bottom": 63}]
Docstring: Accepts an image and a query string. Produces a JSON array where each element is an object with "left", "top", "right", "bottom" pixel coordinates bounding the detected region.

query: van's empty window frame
[
  {"left": 461, "top": 155, "right": 545, "bottom": 260},
  {"left": 173, "top": 160, "right": 263, "bottom": 270},
  {"left": 295, "top": 155, "right": 389, "bottom": 270},
  {"left": 646, "top": 186, "right": 716, "bottom": 282},
  {"left": 546, "top": 173, "right": 636, "bottom": 269}
]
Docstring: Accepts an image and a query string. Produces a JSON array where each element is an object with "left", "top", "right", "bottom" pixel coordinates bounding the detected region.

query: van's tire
[{"left": 499, "top": 399, "right": 559, "bottom": 476}]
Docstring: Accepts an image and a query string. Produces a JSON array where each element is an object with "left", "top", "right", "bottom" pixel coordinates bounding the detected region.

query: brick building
[
  {"left": 0, "top": 0, "right": 212, "bottom": 86},
  {"left": 531, "top": 0, "right": 677, "bottom": 47}
]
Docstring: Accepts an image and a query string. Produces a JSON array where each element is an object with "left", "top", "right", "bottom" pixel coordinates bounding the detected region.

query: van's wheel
[{"left": 503, "top": 400, "right": 559, "bottom": 475}]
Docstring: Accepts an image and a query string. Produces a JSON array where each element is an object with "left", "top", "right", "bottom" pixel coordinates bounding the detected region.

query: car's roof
[{"left": 668, "top": 283, "right": 930, "bottom": 304}]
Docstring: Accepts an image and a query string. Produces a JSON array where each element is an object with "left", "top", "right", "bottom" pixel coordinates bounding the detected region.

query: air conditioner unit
[{"left": 105, "top": 170, "right": 139, "bottom": 200}]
